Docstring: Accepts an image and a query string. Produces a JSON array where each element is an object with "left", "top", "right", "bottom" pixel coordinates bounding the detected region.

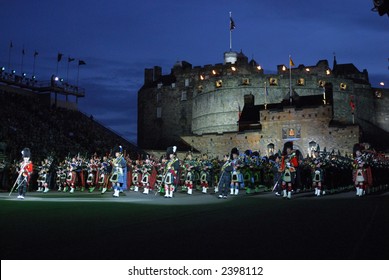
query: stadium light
[{"left": 1, "top": 66, "right": 5, "bottom": 72}]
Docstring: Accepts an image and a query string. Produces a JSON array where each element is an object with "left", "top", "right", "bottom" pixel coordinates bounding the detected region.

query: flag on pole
[
  {"left": 22, "top": 48, "right": 25, "bottom": 55},
  {"left": 34, "top": 51, "right": 39, "bottom": 57},
  {"left": 289, "top": 56, "right": 295, "bottom": 67},
  {"left": 230, "top": 15, "right": 235, "bottom": 30},
  {"left": 349, "top": 96, "right": 356, "bottom": 112},
  {"left": 68, "top": 57, "right": 75, "bottom": 63},
  {"left": 78, "top": 60, "right": 86, "bottom": 65},
  {"left": 57, "top": 53, "right": 63, "bottom": 62},
  {"left": 10, "top": 41, "right": 13, "bottom": 48}
]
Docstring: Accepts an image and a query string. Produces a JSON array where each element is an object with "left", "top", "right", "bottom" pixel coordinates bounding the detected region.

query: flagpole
[
  {"left": 289, "top": 55, "right": 292, "bottom": 105},
  {"left": 77, "top": 63, "right": 80, "bottom": 88},
  {"left": 229, "top": 11, "right": 232, "bottom": 51},
  {"left": 67, "top": 57, "right": 70, "bottom": 82},
  {"left": 33, "top": 51, "right": 37, "bottom": 78},
  {"left": 8, "top": 41, "right": 13, "bottom": 71},
  {"left": 264, "top": 81, "right": 268, "bottom": 110},
  {"left": 21, "top": 45, "right": 25, "bottom": 74}
]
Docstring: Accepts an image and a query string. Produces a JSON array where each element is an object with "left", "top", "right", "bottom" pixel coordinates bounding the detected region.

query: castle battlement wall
[{"left": 138, "top": 52, "right": 388, "bottom": 153}]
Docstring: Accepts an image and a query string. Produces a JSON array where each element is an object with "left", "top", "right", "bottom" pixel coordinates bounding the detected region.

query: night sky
[{"left": 1, "top": 0, "right": 388, "bottom": 144}]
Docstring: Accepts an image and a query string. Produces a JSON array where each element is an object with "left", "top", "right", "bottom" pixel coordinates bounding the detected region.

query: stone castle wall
[{"left": 138, "top": 56, "right": 388, "bottom": 153}]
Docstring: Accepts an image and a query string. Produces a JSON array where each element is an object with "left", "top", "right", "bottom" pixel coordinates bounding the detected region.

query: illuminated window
[
  {"left": 157, "top": 83, "right": 162, "bottom": 89},
  {"left": 216, "top": 80, "right": 223, "bottom": 88},
  {"left": 269, "top": 78, "right": 278, "bottom": 86},
  {"left": 318, "top": 80, "right": 326, "bottom": 87},
  {"left": 242, "top": 78, "right": 250, "bottom": 85},
  {"left": 185, "top": 78, "right": 190, "bottom": 87},
  {"left": 340, "top": 83, "right": 347, "bottom": 90},
  {"left": 171, "top": 83, "right": 175, "bottom": 88},
  {"left": 197, "top": 85, "right": 203, "bottom": 93},
  {"left": 297, "top": 78, "right": 305, "bottom": 86}
]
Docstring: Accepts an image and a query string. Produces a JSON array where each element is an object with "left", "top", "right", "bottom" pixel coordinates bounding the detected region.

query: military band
[{"left": 7, "top": 142, "right": 389, "bottom": 200}]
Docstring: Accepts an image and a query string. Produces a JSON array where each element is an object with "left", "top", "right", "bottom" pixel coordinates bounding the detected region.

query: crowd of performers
[{"left": 10, "top": 142, "right": 389, "bottom": 199}]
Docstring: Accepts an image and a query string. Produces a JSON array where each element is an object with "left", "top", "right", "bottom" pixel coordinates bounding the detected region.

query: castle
[{"left": 138, "top": 51, "right": 389, "bottom": 158}]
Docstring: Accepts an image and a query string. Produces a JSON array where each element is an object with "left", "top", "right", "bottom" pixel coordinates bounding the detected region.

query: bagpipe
[
  {"left": 216, "top": 159, "right": 232, "bottom": 189},
  {"left": 109, "top": 154, "right": 124, "bottom": 183}
]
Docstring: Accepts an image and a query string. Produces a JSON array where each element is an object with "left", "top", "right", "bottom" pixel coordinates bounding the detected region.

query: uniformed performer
[
  {"left": 183, "top": 151, "right": 196, "bottom": 195},
  {"left": 279, "top": 141, "right": 299, "bottom": 199},
  {"left": 352, "top": 144, "right": 372, "bottom": 196},
  {"left": 230, "top": 147, "right": 243, "bottom": 195},
  {"left": 16, "top": 148, "right": 33, "bottom": 199},
  {"left": 141, "top": 157, "right": 153, "bottom": 195},
  {"left": 36, "top": 160, "right": 47, "bottom": 192},
  {"left": 131, "top": 160, "right": 141, "bottom": 192},
  {"left": 111, "top": 146, "right": 127, "bottom": 197},
  {"left": 99, "top": 156, "right": 111, "bottom": 194},
  {"left": 87, "top": 157, "right": 99, "bottom": 192},
  {"left": 163, "top": 146, "right": 180, "bottom": 198},
  {"left": 217, "top": 153, "right": 233, "bottom": 199},
  {"left": 311, "top": 149, "right": 324, "bottom": 196},
  {"left": 66, "top": 157, "right": 78, "bottom": 193},
  {"left": 200, "top": 153, "right": 213, "bottom": 194}
]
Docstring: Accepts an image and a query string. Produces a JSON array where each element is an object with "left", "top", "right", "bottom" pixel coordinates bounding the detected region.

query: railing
[{"left": 0, "top": 71, "right": 85, "bottom": 97}]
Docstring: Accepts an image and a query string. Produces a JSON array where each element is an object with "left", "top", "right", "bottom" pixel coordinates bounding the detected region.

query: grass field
[{"left": 1, "top": 190, "right": 389, "bottom": 260}]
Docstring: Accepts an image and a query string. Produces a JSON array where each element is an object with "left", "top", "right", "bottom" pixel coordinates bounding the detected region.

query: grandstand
[{"left": 0, "top": 71, "right": 144, "bottom": 163}]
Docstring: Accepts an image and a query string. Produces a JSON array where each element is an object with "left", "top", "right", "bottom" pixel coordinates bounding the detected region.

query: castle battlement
[{"left": 138, "top": 51, "right": 389, "bottom": 153}]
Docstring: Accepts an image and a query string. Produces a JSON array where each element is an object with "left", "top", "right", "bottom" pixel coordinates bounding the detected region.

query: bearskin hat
[
  {"left": 284, "top": 141, "right": 293, "bottom": 150},
  {"left": 166, "top": 146, "right": 177, "bottom": 157},
  {"left": 21, "top": 147, "right": 31, "bottom": 158},
  {"left": 113, "top": 145, "right": 123, "bottom": 154},
  {"left": 353, "top": 143, "right": 363, "bottom": 157},
  {"left": 252, "top": 151, "right": 260, "bottom": 158},
  {"left": 230, "top": 147, "right": 239, "bottom": 158}
]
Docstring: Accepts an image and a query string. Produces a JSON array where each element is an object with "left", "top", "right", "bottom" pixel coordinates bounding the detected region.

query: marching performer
[
  {"left": 352, "top": 144, "right": 372, "bottom": 196},
  {"left": 311, "top": 149, "right": 324, "bottom": 196},
  {"left": 163, "top": 146, "right": 180, "bottom": 198},
  {"left": 36, "top": 160, "right": 47, "bottom": 192},
  {"left": 200, "top": 153, "right": 213, "bottom": 194},
  {"left": 15, "top": 148, "right": 33, "bottom": 199},
  {"left": 87, "top": 157, "right": 99, "bottom": 192},
  {"left": 56, "top": 160, "right": 67, "bottom": 191},
  {"left": 66, "top": 157, "right": 78, "bottom": 193},
  {"left": 230, "top": 147, "right": 243, "bottom": 195},
  {"left": 183, "top": 151, "right": 196, "bottom": 195},
  {"left": 141, "top": 157, "right": 153, "bottom": 194},
  {"left": 279, "top": 141, "right": 299, "bottom": 199},
  {"left": 217, "top": 153, "right": 233, "bottom": 199},
  {"left": 131, "top": 160, "right": 141, "bottom": 192},
  {"left": 111, "top": 146, "right": 127, "bottom": 197},
  {"left": 99, "top": 156, "right": 111, "bottom": 194}
]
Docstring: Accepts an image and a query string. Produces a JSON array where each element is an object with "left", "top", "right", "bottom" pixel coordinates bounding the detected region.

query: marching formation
[{"left": 10, "top": 142, "right": 389, "bottom": 199}]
